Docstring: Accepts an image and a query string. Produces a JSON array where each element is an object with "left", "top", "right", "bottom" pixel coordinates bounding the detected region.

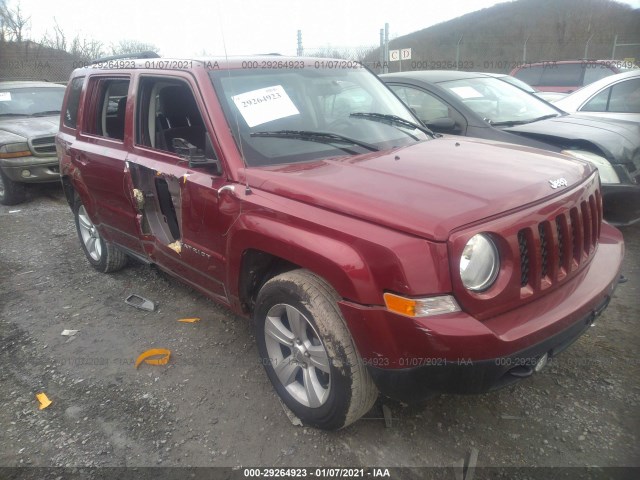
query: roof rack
[{"left": 90, "top": 51, "right": 160, "bottom": 65}]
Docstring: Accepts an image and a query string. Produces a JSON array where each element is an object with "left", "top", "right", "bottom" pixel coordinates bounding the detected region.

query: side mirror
[
  {"left": 171, "top": 135, "right": 222, "bottom": 175},
  {"left": 172, "top": 137, "right": 198, "bottom": 157},
  {"left": 424, "top": 117, "right": 456, "bottom": 132}
]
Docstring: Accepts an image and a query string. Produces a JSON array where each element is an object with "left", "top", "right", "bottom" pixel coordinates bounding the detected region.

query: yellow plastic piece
[
  {"left": 135, "top": 349, "right": 171, "bottom": 368},
  {"left": 36, "top": 392, "right": 52, "bottom": 410}
]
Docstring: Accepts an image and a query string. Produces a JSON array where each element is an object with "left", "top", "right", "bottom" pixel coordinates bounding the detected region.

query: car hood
[
  {"left": 245, "top": 137, "right": 593, "bottom": 241},
  {"left": 503, "top": 114, "right": 640, "bottom": 166},
  {"left": 0, "top": 115, "right": 59, "bottom": 140}
]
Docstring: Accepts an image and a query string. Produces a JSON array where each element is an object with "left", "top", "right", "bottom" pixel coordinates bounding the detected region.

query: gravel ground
[{"left": 0, "top": 184, "right": 638, "bottom": 480}]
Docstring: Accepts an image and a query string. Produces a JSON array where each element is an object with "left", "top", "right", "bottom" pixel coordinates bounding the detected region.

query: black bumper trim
[{"left": 368, "top": 294, "right": 613, "bottom": 403}]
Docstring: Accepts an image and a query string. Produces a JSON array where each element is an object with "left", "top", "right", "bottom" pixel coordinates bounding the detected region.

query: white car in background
[{"left": 553, "top": 70, "right": 640, "bottom": 123}]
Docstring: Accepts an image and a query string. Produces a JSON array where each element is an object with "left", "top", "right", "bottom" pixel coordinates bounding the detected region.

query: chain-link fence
[
  {"left": 2, "top": 34, "right": 638, "bottom": 82},
  {"left": 0, "top": 41, "right": 85, "bottom": 83},
  {"left": 302, "top": 34, "right": 639, "bottom": 75}
]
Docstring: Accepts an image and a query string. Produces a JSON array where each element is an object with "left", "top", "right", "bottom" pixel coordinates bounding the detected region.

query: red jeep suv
[{"left": 56, "top": 54, "right": 624, "bottom": 430}]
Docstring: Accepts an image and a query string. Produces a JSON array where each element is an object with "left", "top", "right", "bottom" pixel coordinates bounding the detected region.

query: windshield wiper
[
  {"left": 32, "top": 110, "right": 61, "bottom": 117},
  {"left": 350, "top": 112, "right": 435, "bottom": 138},
  {"left": 250, "top": 130, "right": 379, "bottom": 153},
  {"left": 490, "top": 113, "right": 560, "bottom": 127}
]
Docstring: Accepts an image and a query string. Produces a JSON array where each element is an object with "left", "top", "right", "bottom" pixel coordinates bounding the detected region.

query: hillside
[{"left": 363, "top": 0, "right": 640, "bottom": 73}]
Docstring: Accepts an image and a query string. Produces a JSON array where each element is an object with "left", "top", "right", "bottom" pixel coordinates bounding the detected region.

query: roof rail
[{"left": 90, "top": 51, "right": 160, "bottom": 64}]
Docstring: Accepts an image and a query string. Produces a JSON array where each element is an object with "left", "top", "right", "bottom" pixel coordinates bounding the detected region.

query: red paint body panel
[
  {"left": 56, "top": 57, "right": 626, "bottom": 398},
  {"left": 340, "top": 223, "right": 622, "bottom": 367}
]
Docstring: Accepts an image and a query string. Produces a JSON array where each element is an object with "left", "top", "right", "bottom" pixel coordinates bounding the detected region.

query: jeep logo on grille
[{"left": 549, "top": 178, "right": 568, "bottom": 189}]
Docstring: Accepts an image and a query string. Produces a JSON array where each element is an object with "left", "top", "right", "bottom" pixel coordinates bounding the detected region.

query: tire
[
  {"left": 73, "top": 197, "right": 127, "bottom": 273},
  {"left": 0, "top": 169, "right": 26, "bottom": 206},
  {"left": 254, "top": 269, "right": 378, "bottom": 430}
]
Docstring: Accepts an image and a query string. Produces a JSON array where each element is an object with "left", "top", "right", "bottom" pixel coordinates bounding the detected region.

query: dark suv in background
[{"left": 0, "top": 81, "right": 65, "bottom": 205}]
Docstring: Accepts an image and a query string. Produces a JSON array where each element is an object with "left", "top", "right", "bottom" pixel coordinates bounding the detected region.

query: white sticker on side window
[
  {"left": 449, "top": 86, "right": 483, "bottom": 99},
  {"left": 232, "top": 85, "right": 299, "bottom": 127},
  {"left": 0, "top": 92, "right": 11, "bottom": 101}
]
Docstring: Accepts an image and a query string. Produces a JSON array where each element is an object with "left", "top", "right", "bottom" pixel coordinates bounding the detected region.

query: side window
[
  {"left": 582, "top": 87, "right": 610, "bottom": 112},
  {"left": 583, "top": 64, "right": 614, "bottom": 85},
  {"left": 513, "top": 66, "right": 543, "bottom": 86},
  {"left": 582, "top": 79, "right": 640, "bottom": 113},
  {"left": 539, "top": 64, "right": 583, "bottom": 87},
  {"left": 63, "top": 77, "right": 84, "bottom": 129},
  {"left": 136, "top": 77, "right": 206, "bottom": 154},
  {"left": 607, "top": 79, "right": 640, "bottom": 113},
  {"left": 85, "top": 78, "right": 130, "bottom": 140}
]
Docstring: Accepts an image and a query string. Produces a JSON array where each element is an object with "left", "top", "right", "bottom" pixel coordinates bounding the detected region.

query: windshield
[
  {"left": 0, "top": 86, "right": 65, "bottom": 116},
  {"left": 497, "top": 75, "right": 537, "bottom": 93},
  {"left": 209, "top": 66, "right": 430, "bottom": 166},
  {"left": 439, "top": 77, "right": 560, "bottom": 125}
]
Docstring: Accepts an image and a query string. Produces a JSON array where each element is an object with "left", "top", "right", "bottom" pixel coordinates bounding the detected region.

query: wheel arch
[{"left": 229, "top": 217, "right": 381, "bottom": 315}]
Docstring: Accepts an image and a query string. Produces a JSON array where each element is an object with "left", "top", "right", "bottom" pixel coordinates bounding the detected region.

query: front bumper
[
  {"left": 338, "top": 223, "right": 624, "bottom": 402},
  {"left": 601, "top": 183, "right": 640, "bottom": 226},
  {"left": 367, "top": 294, "right": 613, "bottom": 402},
  {"left": 0, "top": 156, "right": 60, "bottom": 184}
]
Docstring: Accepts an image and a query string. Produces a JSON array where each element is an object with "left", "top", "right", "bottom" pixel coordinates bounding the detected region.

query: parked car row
[
  {"left": 510, "top": 59, "right": 636, "bottom": 93},
  {"left": 380, "top": 70, "right": 640, "bottom": 226},
  {"left": 0, "top": 55, "right": 633, "bottom": 429},
  {"left": 49, "top": 54, "right": 628, "bottom": 429},
  {"left": 0, "top": 81, "right": 65, "bottom": 205}
]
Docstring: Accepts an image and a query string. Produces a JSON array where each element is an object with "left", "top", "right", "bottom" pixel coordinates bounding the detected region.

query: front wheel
[
  {"left": 0, "top": 169, "right": 26, "bottom": 206},
  {"left": 74, "top": 197, "right": 127, "bottom": 273},
  {"left": 255, "top": 269, "right": 378, "bottom": 430}
]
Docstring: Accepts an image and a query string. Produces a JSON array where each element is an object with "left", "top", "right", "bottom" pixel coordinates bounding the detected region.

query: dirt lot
[{"left": 1, "top": 184, "right": 639, "bottom": 479}]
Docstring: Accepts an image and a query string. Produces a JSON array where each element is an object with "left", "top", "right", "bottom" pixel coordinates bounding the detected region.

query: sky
[{"left": 11, "top": 0, "right": 640, "bottom": 58}]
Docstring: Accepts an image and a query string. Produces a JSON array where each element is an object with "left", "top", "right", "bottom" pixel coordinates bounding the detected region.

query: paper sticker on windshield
[
  {"left": 232, "top": 85, "right": 299, "bottom": 127},
  {"left": 449, "top": 86, "right": 483, "bottom": 99},
  {"left": 0, "top": 92, "right": 11, "bottom": 101}
]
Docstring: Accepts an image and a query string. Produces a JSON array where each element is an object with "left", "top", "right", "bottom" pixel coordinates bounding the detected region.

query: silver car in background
[{"left": 553, "top": 70, "right": 640, "bottom": 123}]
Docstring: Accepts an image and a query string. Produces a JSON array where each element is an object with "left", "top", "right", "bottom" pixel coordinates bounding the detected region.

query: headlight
[
  {"left": 460, "top": 234, "right": 499, "bottom": 292},
  {"left": 561, "top": 149, "right": 620, "bottom": 184},
  {"left": 0, "top": 142, "right": 31, "bottom": 159}
]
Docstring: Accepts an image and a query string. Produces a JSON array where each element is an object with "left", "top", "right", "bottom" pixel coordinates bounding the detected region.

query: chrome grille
[
  {"left": 29, "top": 136, "right": 57, "bottom": 156},
  {"left": 518, "top": 191, "right": 602, "bottom": 292}
]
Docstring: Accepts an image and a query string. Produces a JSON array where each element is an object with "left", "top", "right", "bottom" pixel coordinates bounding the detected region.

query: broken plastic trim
[{"left": 125, "top": 294, "right": 156, "bottom": 312}]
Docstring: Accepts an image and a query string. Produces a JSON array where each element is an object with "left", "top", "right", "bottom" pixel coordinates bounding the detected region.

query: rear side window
[
  {"left": 583, "top": 78, "right": 640, "bottom": 113},
  {"left": 513, "top": 66, "right": 543, "bottom": 86},
  {"left": 539, "top": 63, "right": 583, "bottom": 87},
  {"left": 583, "top": 64, "right": 615, "bottom": 85},
  {"left": 85, "top": 77, "right": 130, "bottom": 141},
  {"left": 63, "top": 77, "right": 84, "bottom": 129}
]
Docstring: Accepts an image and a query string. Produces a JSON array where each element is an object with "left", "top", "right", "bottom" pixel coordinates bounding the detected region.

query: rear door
[{"left": 71, "top": 74, "right": 143, "bottom": 254}]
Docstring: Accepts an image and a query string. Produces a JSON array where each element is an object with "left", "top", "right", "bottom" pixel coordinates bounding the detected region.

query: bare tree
[
  {"left": 0, "top": 1, "right": 30, "bottom": 42},
  {"left": 40, "top": 19, "right": 66, "bottom": 51},
  {"left": 70, "top": 36, "right": 105, "bottom": 60},
  {"left": 110, "top": 39, "right": 159, "bottom": 56}
]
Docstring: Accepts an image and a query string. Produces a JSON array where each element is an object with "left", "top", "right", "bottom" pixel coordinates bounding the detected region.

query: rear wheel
[
  {"left": 74, "top": 197, "right": 127, "bottom": 273},
  {"left": 255, "top": 269, "right": 378, "bottom": 430},
  {"left": 0, "top": 169, "right": 26, "bottom": 206}
]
